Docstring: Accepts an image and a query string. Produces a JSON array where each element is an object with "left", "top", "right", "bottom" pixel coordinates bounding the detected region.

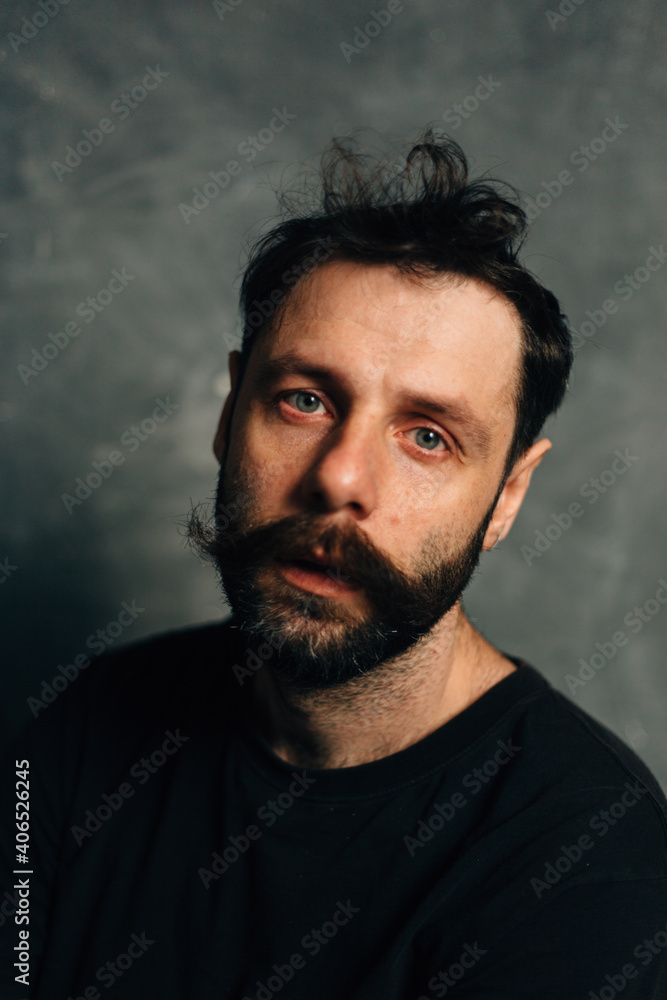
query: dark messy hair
[{"left": 236, "top": 128, "right": 572, "bottom": 475}]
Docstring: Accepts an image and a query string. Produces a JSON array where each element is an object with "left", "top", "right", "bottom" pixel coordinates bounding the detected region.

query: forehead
[{"left": 250, "top": 260, "right": 522, "bottom": 448}]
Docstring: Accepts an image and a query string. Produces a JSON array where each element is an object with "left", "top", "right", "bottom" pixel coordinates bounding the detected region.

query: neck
[{"left": 249, "top": 607, "right": 515, "bottom": 769}]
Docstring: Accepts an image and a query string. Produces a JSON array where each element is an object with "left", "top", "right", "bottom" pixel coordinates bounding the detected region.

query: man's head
[{"left": 187, "top": 131, "right": 572, "bottom": 691}]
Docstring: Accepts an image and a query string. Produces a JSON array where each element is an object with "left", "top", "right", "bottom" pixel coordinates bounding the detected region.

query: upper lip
[
  {"left": 278, "top": 549, "right": 357, "bottom": 585},
  {"left": 283, "top": 549, "right": 353, "bottom": 575}
]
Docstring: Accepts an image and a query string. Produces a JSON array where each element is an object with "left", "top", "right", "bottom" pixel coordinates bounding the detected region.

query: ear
[
  {"left": 213, "top": 351, "right": 242, "bottom": 463},
  {"left": 481, "top": 438, "right": 552, "bottom": 551}
]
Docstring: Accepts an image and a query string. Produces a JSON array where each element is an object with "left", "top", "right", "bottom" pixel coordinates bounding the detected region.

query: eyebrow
[
  {"left": 252, "top": 354, "right": 337, "bottom": 394},
  {"left": 398, "top": 392, "right": 492, "bottom": 455},
  {"left": 251, "top": 352, "right": 493, "bottom": 455}
]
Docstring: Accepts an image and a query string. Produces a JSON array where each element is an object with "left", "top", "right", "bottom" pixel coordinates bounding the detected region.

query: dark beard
[{"left": 185, "top": 467, "right": 500, "bottom": 692}]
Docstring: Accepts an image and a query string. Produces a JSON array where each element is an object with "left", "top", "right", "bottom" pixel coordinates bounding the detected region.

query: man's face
[{"left": 202, "top": 262, "right": 523, "bottom": 690}]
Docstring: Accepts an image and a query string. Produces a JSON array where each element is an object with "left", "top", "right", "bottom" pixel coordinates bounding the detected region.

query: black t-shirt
[{"left": 1, "top": 618, "right": 667, "bottom": 999}]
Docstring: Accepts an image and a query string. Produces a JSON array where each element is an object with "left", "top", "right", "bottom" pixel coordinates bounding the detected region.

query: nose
[{"left": 298, "top": 416, "right": 379, "bottom": 518}]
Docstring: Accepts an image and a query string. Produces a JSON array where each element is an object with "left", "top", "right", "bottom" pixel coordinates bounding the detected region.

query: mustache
[
  {"left": 185, "top": 501, "right": 411, "bottom": 602},
  {"left": 184, "top": 487, "right": 490, "bottom": 638}
]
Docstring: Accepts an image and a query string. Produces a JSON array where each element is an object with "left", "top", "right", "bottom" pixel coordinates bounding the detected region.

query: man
[{"left": 2, "top": 131, "right": 666, "bottom": 999}]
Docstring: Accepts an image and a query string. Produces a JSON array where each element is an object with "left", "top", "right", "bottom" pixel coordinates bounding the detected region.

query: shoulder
[
  {"left": 78, "top": 615, "right": 243, "bottom": 703},
  {"left": 419, "top": 659, "right": 667, "bottom": 977},
  {"left": 2, "top": 618, "right": 249, "bottom": 833},
  {"left": 514, "top": 668, "right": 665, "bottom": 801},
  {"left": 496, "top": 661, "right": 667, "bottom": 881},
  {"left": 11, "top": 617, "right": 247, "bottom": 771}
]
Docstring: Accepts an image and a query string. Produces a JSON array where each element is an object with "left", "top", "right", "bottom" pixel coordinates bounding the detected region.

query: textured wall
[{"left": 1, "top": 0, "right": 666, "bottom": 787}]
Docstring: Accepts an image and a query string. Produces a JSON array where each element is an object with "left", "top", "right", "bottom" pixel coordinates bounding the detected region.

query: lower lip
[{"left": 276, "top": 559, "right": 361, "bottom": 597}]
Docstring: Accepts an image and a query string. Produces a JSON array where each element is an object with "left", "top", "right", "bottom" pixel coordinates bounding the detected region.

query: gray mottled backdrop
[{"left": 1, "top": 0, "right": 666, "bottom": 786}]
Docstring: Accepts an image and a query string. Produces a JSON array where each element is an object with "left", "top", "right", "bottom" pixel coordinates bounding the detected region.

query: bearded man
[{"left": 2, "top": 131, "right": 666, "bottom": 1000}]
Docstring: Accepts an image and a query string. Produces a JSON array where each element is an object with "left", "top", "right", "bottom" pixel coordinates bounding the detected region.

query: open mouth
[{"left": 275, "top": 557, "right": 360, "bottom": 596}]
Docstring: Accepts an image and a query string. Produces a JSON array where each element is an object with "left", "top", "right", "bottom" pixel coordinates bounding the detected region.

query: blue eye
[
  {"left": 285, "top": 391, "right": 325, "bottom": 414},
  {"left": 410, "top": 428, "right": 446, "bottom": 451}
]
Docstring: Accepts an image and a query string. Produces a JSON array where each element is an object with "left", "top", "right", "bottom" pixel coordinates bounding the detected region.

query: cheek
[
  {"left": 236, "top": 447, "right": 280, "bottom": 499},
  {"left": 381, "top": 434, "right": 458, "bottom": 511},
  {"left": 389, "top": 451, "right": 477, "bottom": 528},
  {"left": 229, "top": 420, "right": 305, "bottom": 511},
  {"left": 385, "top": 477, "right": 495, "bottom": 567}
]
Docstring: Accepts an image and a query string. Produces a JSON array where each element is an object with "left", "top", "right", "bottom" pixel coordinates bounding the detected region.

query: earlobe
[
  {"left": 213, "top": 350, "right": 242, "bottom": 463},
  {"left": 481, "top": 438, "right": 552, "bottom": 550}
]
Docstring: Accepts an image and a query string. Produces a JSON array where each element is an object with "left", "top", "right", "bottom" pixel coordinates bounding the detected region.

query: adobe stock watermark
[
  {"left": 622, "top": 919, "right": 667, "bottom": 993},
  {"left": 0, "top": 883, "right": 22, "bottom": 930},
  {"left": 61, "top": 397, "right": 179, "bottom": 514},
  {"left": 26, "top": 600, "right": 145, "bottom": 717},
  {"left": 524, "top": 116, "right": 628, "bottom": 221},
  {"left": 213, "top": 0, "right": 243, "bottom": 20},
  {"left": 340, "top": 1, "right": 404, "bottom": 63},
  {"left": 565, "top": 578, "right": 667, "bottom": 696},
  {"left": 521, "top": 448, "right": 639, "bottom": 566},
  {"left": 441, "top": 75, "right": 501, "bottom": 129},
  {"left": 17, "top": 266, "right": 136, "bottom": 385},
  {"left": 61, "top": 931, "right": 155, "bottom": 997},
  {"left": 241, "top": 900, "right": 360, "bottom": 1000},
  {"left": 198, "top": 770, "right": 316, "bottom": 887},
  {"left": 404, "top": 738, "right": 521, "bottom": 857},
  {"left": 233, "top": 632, "right": 282, "bottom": 685},
  {"left": 0, "top": 557, "right": 18, "bottom": 585},
  {"left": 51, "top": 66, "right": 169, "bottom": 181},
  {"left": 588, "top": 919, "right": 667, "bottom": 1000},
  {"left": 572, "top": 245, "right": 667, "bottom": 352},
  {"left": 530, "top": 779, "right": 648, "bottom": 899},
  {"left": 70, "top": 730, "right": 188, "bottom": 846},
  {"left": 416, "top": 942, "right": 487, "bottom": 1000},
  {"left": 546, "top": 0, "right": 587, "bottom": 30},
  {"left": 222, "top": 236, "right": 340, "bottom": 354},
  {"left": 6, "top": 0, "right": 71, "bottom": 56},
  {"left": 178, "top": 106, "right": 297, "bottom": 224}
]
